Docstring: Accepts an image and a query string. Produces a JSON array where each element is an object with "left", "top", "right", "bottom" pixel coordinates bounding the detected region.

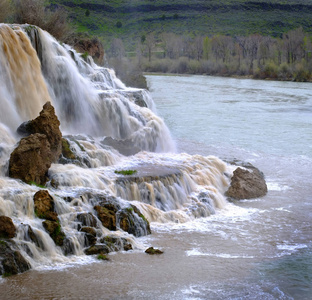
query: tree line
[{"left": 108, "top": 28, "right": 312, "bottom": 84}]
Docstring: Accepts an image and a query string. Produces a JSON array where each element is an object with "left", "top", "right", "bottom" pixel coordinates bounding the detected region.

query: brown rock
[
  {"left": 0, "top": 240, "right": 31, "bottom": 276},
  {"left": 226, "top": 167, "right": 268, "bottom": 200},
  {"left": 84, "top": 244, "right": 110, "bottom": 255},
  {"left": 94, "top": 205, "right": 116, "bottom": 231},
  {"left": 42, "top": 220, "right": 65, "bottom": 246},
  {"left": 0, "top": 216, "right": 16, "bottom": 239},
  {"left": 9, "top": 133, "right": 52, "bottom": 185},
  {"left": 76, "top": 212, "right": 97, "bottom": 228},
  {"left": 145, "top": 247, "right": 163, "bottom": 255},
  {"left": 118, "top": 205, "right": 151, "bottom": 237},
  {"left": 73, "top": 37, "right": 104, "bottom": 64},
  {"left": 18, "top": 102, "right": 62, "bottom": 162},
  {"left": 33, "top": 190, "right": 57, "bottom": 221}
]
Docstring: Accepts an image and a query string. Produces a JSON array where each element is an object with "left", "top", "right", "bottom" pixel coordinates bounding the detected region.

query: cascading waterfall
[{"left": 0, "top": 23, "right": 232, "bottom": 271}]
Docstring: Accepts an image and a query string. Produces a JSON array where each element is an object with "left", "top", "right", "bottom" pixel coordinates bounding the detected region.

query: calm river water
[{"left": 1, "top": 75, "right": 311, "bottom": 299}]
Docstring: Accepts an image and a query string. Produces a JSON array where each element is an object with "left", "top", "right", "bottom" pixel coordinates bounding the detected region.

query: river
[{"left": 1, "top": 71, "right": 311, "bottom": 299}]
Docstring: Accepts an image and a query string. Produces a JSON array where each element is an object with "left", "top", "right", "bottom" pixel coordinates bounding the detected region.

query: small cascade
[{"left": 0, "top": 23, "right": 233, "bottom": 273}]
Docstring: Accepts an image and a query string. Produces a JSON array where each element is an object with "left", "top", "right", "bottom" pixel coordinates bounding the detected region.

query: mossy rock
[
  {"left": 0, "top": 240, "right": 31, "bottom": 276},
  {"left": 84, "top": 244, "right": 110, "bottom": 255},
  {"left": 61, "top": 138, "right": 76, "bottom": 160},
  {"left": 145, "top": 247, "right": 163, "bottom": 255},
  {"left": 42, "top": 220, "right": 65, "bottom": 246}
]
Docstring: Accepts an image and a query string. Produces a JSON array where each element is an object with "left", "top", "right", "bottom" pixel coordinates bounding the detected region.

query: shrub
[
  {"left": 0, "top": 0, "right": 11, "bottom": 22},
  {"left": 13, "top": 0, "right": 71, "bottom": 41}
]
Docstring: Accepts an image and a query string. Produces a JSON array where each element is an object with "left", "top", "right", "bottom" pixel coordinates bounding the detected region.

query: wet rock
[
  {"left": 0, "top": 240, "right": 31, "bottom": 276},
  {"left": 94, "top": 205, "right": 117, "bottom": 231},
  {"left": 117, "top": 205, "right": 151, "bottom": 237},
  {"left": 60, "top": 138, "right": 76, "bottom": 160},
  {"left": 33, "top": 190, "right": 58, "bottom": 221},
  {"left": 100, "top": 235, "right": 133, "bottom": 252},
  {"left": 145, "top": 247, "right": 163, "bottom": 255},
  {"left": 80, "top": 226, "right": 96, "bottom": 236},
  {"left": 84, "top": 244, "right": 110, "bottom": 255},
  {"left": 42, "top": 220, "right": 65, "bottom": 246},
  {"left": 17, "top": 102, "right": 62, "bottom": 162},
  {"left": 226, "top": 166, "right": 268, "bottom": 200},
  {"left": 101, "top": 136, "right": 141, "bottom": 156},
  {"left": 23, "top": 224, "right": 42, "bottom": 249},
  {"left": 9, "top": 133, "right": 52, "bottom": 185},
  {"left": 80, "top": 227, "right": 97, "bottom": 246},
  {"left": 94, "top": 196, "right": 150, "bottom": 237},
  {"left": 76, "top": 212, "right": 97, "bottom": 228},
  {"left": 0, "top": 216, "right": 16, "bottom": 239}
]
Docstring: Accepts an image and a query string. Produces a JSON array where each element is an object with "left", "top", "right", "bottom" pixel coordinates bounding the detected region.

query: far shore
[{"left": 143, "top": 72, "right": 312, "bottom": 83}]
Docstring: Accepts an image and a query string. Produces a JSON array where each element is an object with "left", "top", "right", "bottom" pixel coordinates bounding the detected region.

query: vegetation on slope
[{"left": 50, "top": 0, "right": 312, "bottom": 49}]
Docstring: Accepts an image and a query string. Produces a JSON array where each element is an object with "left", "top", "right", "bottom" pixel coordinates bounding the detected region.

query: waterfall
[{"left": 0, "top": 23, "right": 231, "bottom": 271}]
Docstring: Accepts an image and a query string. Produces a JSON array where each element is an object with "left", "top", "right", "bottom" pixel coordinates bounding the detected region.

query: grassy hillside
[{"left": 50, "top": 0, "right": 312, "bottom": 48}]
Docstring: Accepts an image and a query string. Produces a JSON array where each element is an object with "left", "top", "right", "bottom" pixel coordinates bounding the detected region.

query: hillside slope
[{"left": 50, "top": 0, "right": 312, "bottom": 48}]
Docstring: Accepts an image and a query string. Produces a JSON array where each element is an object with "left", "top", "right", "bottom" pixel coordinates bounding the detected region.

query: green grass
[{"left": 114, "top": 169, "right": 137, "bottom": 175}]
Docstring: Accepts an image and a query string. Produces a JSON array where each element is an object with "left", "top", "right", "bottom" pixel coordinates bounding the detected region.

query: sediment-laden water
[{"left": 0, "top": 23, "right": 311, "bottom": 299}]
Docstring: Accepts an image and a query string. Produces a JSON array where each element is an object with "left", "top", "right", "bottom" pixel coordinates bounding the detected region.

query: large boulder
[
  {"left": 33, "top": 190, "right": 57, "bottom": 221},
  {"left": 10, "top": 102, "right": 62, "bottom": 185},
  {"left": 17, "top": 101, "right": 62, "bottom": 162},
  {"left": 9, "top": 133, "right": 52, "bottom": 185},
  {"left": 0, "top": 240, "right": 31, "bottom": 276},
  {"left": 226, "top": 167, "right": 268, "bottom": 200},
  {"left": 0, "top": 216, "right": 16, "bottom": 239}
]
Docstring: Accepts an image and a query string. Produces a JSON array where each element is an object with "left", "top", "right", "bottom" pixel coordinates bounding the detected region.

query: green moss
[
  {"left": 97, "top": 254, "right": 108, "bottom": 260},
  {"left": 81, "top": 51, "right": 89, "bottom": 60},
  {"left": 29, "top": 181, "right": 45, "bottom": 188},
  {"left": 0, "top": 240, "right": 7, "bottom": 246},
  {"left": 61, "top": 138, "right": 76, "bottom": 160},
  {"left": 74, "top": 140, "right": 85, "bottom": 152},
  {"left": 2, "top": 272, "right": 13, "bottom": 278},
  {"left": 114, "top": 169, "right": 137, "bottom": 175}
]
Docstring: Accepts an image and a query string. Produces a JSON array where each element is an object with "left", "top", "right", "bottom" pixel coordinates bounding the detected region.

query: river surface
[{"left": 1, "top": 75, "right": 311, "bottom": 299}]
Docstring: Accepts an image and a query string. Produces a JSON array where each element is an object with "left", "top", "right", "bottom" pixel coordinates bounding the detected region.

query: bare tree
[
  {"left": 145, "top": 32, "right": 155, "bottom": 62},
  {"left": 283, "top": 28, "right": 305, "bottom": 64},
  {"left": 194, "top": 36, "right": 203, "bottom": 61},
  {"left": 0, "top": 0, "right": 12, "bottom": 22},
  {"left": 211, "top": 35, "right": 233, "bottom": 63},
  {"left": 109, "top": 38, "right": 125, "bottom": 59}
]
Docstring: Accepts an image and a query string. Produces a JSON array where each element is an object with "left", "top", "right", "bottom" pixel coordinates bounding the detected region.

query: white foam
[{"left": 186, "top": 248, "right": 254, "bottom": 259}]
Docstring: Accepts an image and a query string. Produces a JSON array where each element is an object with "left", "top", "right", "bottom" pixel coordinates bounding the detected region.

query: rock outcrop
[
  {"left": 0, "top": 216, "right": 16, "bottom": 239},
  {"left": 73, "top": 36, "right": 104, "bottom": 65},
  {"left": 226, "top": 166, "right": 268, "bottom": 200},
  {"left": 10, "top": 102, "right": 62, "bottom": 185}
]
